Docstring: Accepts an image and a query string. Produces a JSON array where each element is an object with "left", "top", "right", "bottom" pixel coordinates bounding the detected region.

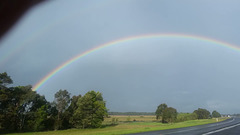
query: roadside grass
[{"left": 7, "top": 116, "right": 227, "bottom": 135}]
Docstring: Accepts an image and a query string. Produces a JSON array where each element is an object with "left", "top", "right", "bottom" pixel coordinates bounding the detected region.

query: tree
[
  {"left": 162, "top": 107, "right": 177, "bottom": 123},
  {"left": 73, "top": 90, "right": 107, "bottom": 128},
  {"left": 193, "top": 108, "right": 210, "bottom": 119},
  {"left": 155, "top": 103, "right": 167, "bottom": 120},
  {"left": 53, "top": 89, "right": 71, "bottom": 130},
  {"left": 212, "top": 110, "right": 221, "bottom": 118},
  {"left": 0, "top": 72, "right": 13, "bottom": 88},
  {"left": 0, "top": 73, "right": 53, "bottom": 133},
  {"left": 0, "top": 72, "right": 13, "bottom": 130},
  {"left": 0, "top": 87, "right": 18, "bottom": 132},
  {"left": 32, "top": 105, "right": 48, "bottom": 131},
  {"left": 66, "top": 95, "right": 81, "bottom": 128},
  {"left": 0, "top": 84, "right": 49, "bottom": 132}
]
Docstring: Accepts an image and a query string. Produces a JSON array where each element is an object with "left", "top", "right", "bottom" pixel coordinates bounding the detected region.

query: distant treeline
[
  {"left": 155, "top": 103, "right": 221, "bottom": 123},
  {"left": 108, "top": 112, "right": 155, "bottom": 115}
]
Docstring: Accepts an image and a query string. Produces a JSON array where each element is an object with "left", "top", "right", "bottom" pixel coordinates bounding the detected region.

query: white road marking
[
  {"left": 163, "top": 118, "right": 235, "bottom": 135},
  {"left": 202, "top": 121, "right": 240, "bottom": 135}
]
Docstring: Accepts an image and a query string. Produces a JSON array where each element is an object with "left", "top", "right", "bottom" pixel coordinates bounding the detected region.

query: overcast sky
[{"left": 1, "top": 0, "right": 240, "bottom": 114}]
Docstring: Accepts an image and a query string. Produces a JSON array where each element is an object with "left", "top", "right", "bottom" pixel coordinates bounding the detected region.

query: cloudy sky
[{"left": 1, "top": 0, "right": 240, "bottom": 114}]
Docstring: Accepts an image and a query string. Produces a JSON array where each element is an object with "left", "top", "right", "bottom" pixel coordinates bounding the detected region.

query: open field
[
  {"left": 7, "top": 116, "right": 227, "bottom": 135},
  {"left": 104, "top": 115, "right": 157, "bottom": 123}
]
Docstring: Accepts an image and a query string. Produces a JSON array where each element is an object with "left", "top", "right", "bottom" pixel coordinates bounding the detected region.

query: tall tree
[
  {"left": 0, "top": 84, "right": 49, "bottom": 132},
  {"left": 0, "top": 87, "right": 17, "bottom": 132},
  {"left": 162, "top": 107, "right": 177, "bottom": 123},
  {"left": 0, "top": 72, "right": 13, "bottom": 88},
  {"left": 73, "top": 90, "right": 107, "bottom": 128},
  {"left": 155, "top": 103, "right": 168, "bottom": 120},
  {"left": 193, "top": 108, "right": 210, "bottom": 119},
  {"left": 53, "top": 89, "right": 71, "bottom": 130},
  {"left": 212, "top": 110, "right": 221, "bottom": 118},
  {"left": 32, "top": 105, "right": 48, "bottom": 131},
  {"left": 66, "top": 95, "right": 81, "bottom": 128}
]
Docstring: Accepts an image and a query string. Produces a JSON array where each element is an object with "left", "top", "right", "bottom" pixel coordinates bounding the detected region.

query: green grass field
[{"left": 7, "top": 116, "right": 227, "bottom": 135}]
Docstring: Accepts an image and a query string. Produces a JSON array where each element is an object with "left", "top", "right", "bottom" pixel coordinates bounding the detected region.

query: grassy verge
[{"left": 7, "top": 117, "right": 227, "bottom": 135}]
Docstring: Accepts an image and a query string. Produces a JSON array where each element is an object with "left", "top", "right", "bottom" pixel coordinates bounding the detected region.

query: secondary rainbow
[{"left": 32, "top": 33, "right": 240, "bottom": 91}]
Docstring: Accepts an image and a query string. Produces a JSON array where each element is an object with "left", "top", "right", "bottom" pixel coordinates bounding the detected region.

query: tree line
[
  {"left": 0, "top": 72, "right": 107, "bottom": 133},
  {"left": 155, "top": 103, "right": 221, "bottom": 123},
  {"left": 0, "top": 72, "right": 222, "bottom": 134}
]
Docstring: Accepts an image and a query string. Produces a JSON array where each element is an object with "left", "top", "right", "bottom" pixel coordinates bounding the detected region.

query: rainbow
[{"left": 32, "top": 33, "right": 240, "bottom": 91}]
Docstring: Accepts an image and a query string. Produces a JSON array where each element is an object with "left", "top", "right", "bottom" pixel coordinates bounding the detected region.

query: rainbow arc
[{"left": 32, "top": 33, "right": 240, "bottom": 91}]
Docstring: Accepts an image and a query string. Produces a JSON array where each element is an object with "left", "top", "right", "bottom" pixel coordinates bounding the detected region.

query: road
[{"left": 128, "top": 118, "right": 240, "bottom": 135}]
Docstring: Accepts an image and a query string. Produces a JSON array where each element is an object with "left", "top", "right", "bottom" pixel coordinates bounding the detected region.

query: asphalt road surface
[{"left": 128, "top": 118, "right": 240, "bottom": 135}]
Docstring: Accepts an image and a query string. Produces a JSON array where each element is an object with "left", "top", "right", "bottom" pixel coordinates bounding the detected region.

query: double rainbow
[{"left": 32, "top": 33, "right": 240, "bottom": 91}]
